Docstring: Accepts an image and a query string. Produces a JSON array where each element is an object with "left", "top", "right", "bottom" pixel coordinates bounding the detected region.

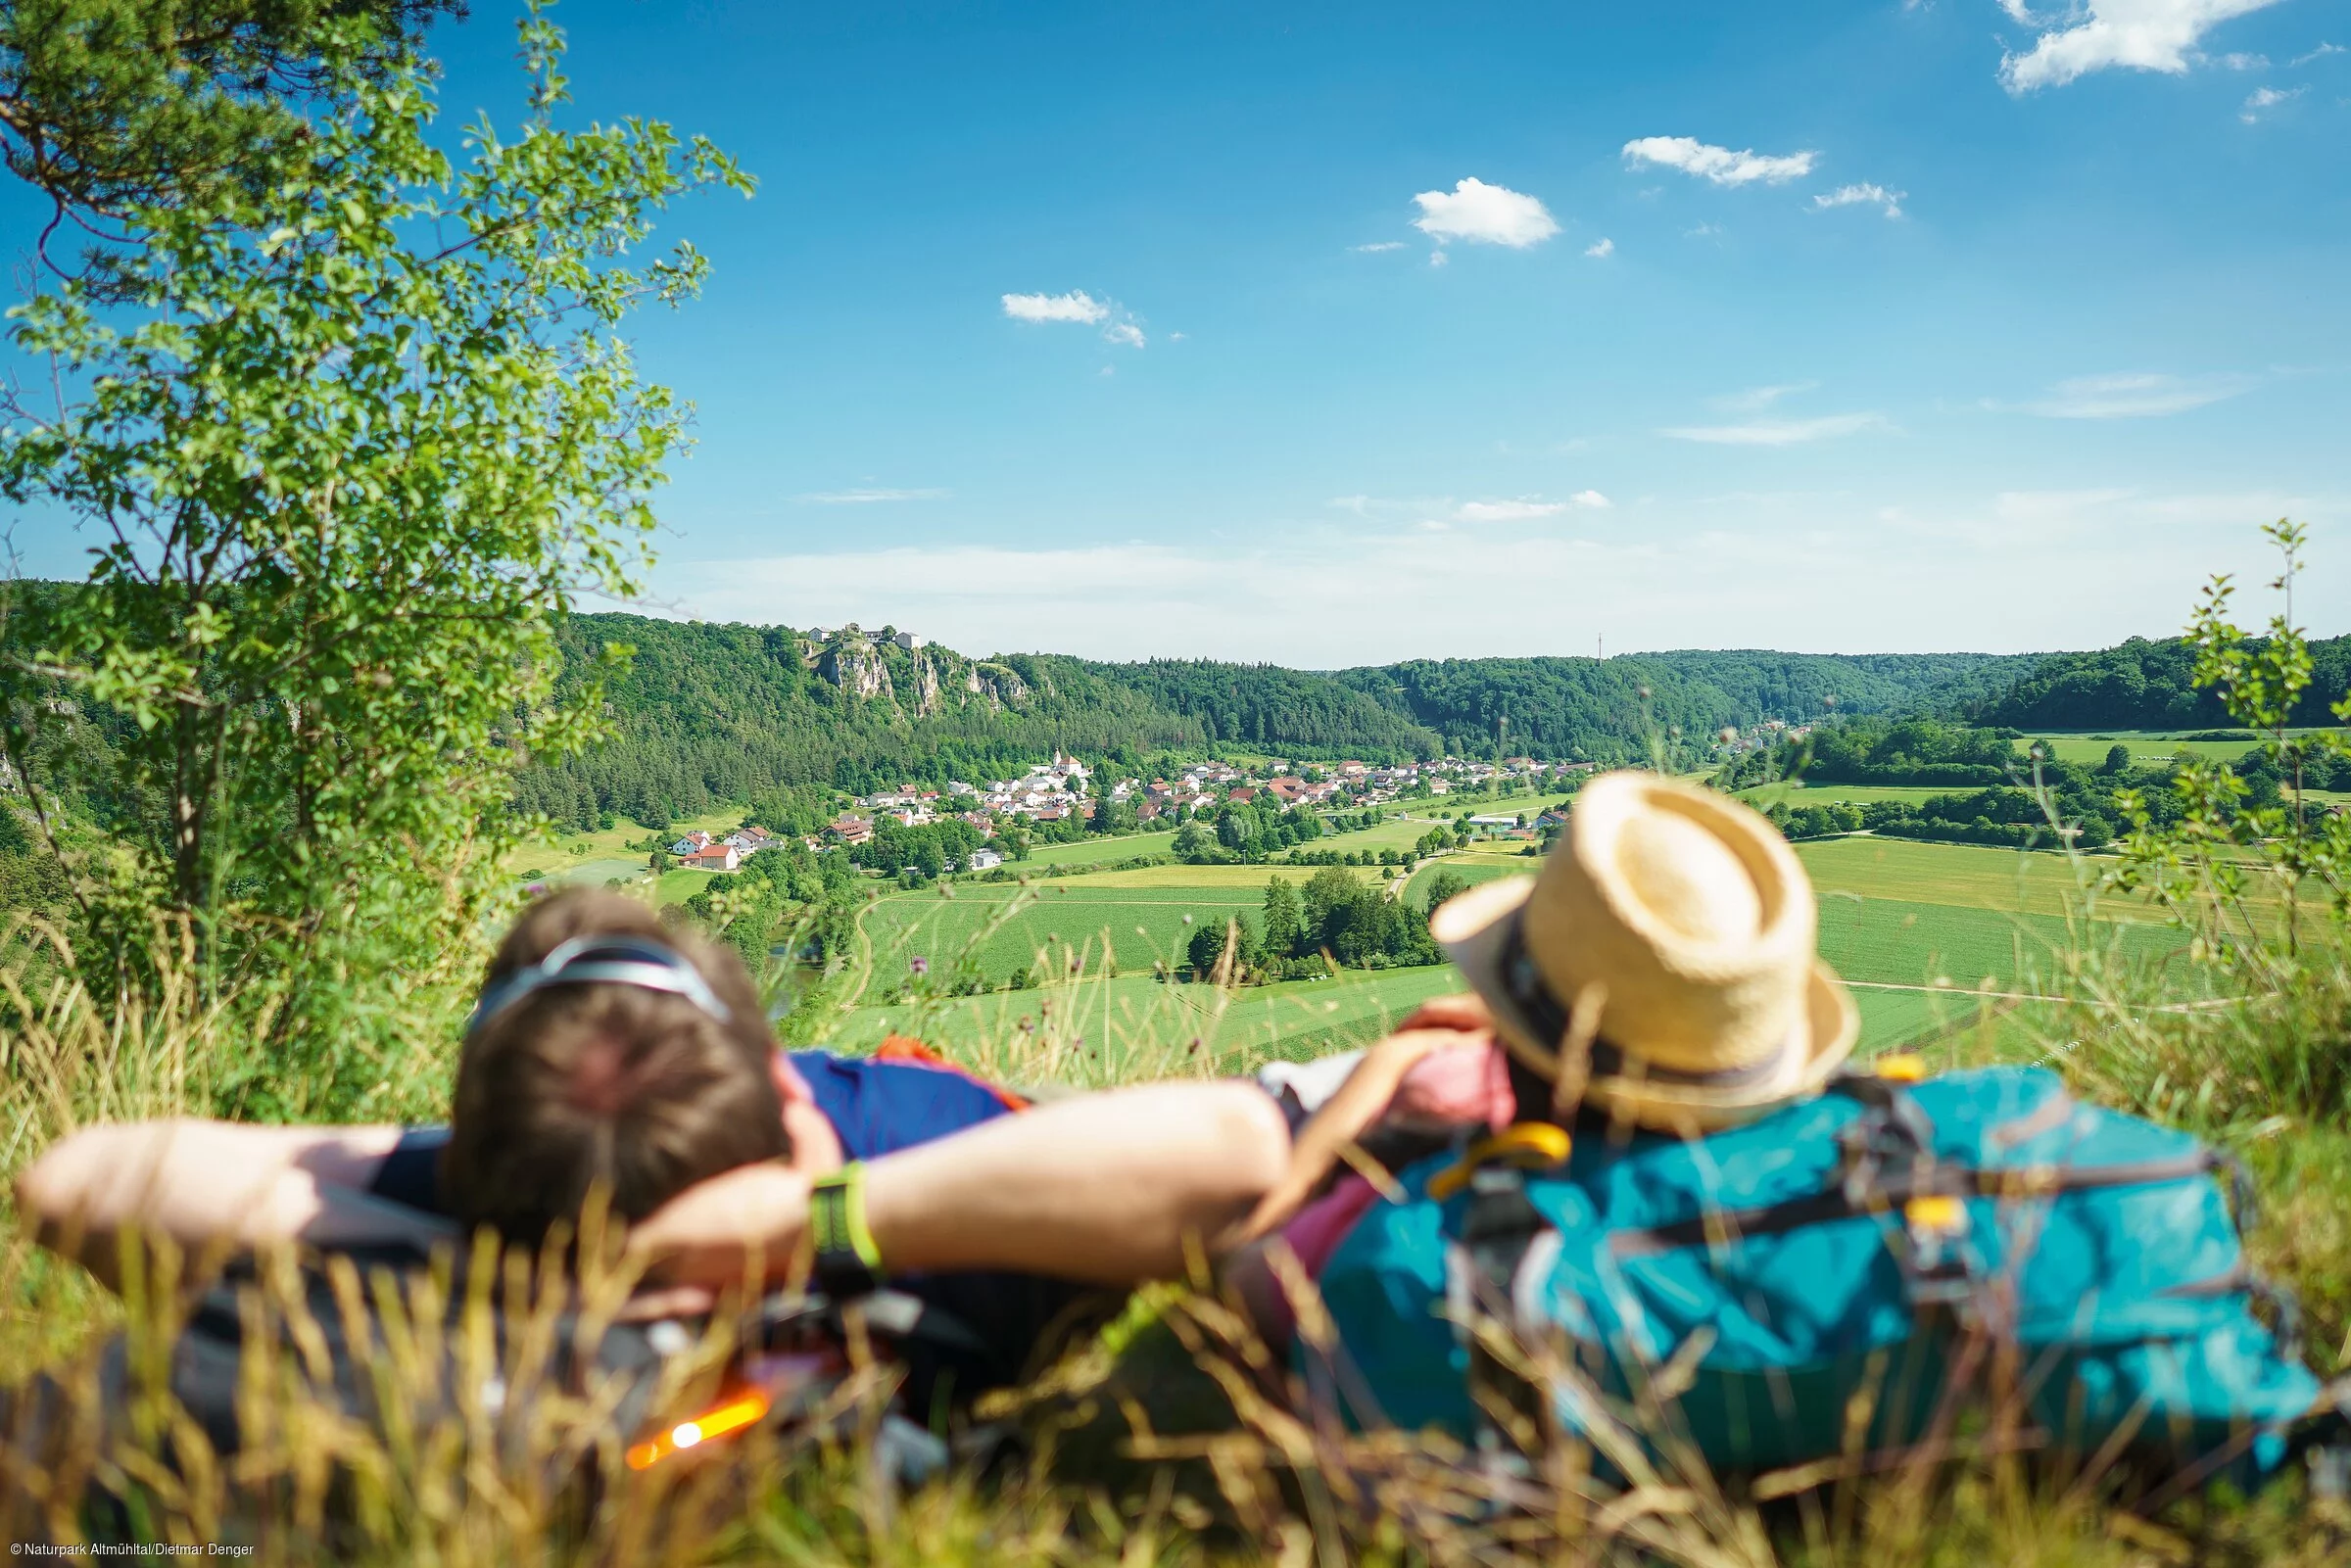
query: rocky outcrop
[
  {"left": 973, "top": 661, "right": 1030, "bottom": 709},
  {"left": 912, "top": 650, "right": 943, "bottom": 716},
  {"left": 818, "top": 627, "right": 894, "bottom": 702}
]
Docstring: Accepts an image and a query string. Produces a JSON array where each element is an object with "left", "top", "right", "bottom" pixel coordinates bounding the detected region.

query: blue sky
[{"left": 11, "top": 0, "right": 2351, "bottom": 664}]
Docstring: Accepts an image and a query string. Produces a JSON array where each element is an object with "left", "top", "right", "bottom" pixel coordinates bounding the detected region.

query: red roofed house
[{"left": 681, "top": 842, "right": 740, "bottom": 872}]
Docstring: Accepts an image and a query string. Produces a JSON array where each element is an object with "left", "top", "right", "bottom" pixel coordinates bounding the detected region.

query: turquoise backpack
[{"left": 1310, "top": 1066, "right": 2334, "bottom": 1493}]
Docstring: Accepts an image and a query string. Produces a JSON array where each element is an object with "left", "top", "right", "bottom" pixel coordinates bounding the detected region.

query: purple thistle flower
[{"left": 910, "top": 955, "right": 929, "bottom": 975}]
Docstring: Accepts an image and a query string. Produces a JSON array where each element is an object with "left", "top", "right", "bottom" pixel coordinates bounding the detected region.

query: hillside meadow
[{"left": 830, "top": 834, "right": 2190, "bottom": 1078}]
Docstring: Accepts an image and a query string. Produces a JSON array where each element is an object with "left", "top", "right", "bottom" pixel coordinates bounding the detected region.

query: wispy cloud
[
  {"left": 1453, "top": 493, "right": 1612, "bottom": 522},
  {"left": 1712, "top": 381, "right": 1818, "bottom": 412},
  {"left": 1660, "top": 412, "right": 1888, "bottom": 446},
  {"left": 1812, "top": 181, "right": 1906, "bottom": 217},
  {"left": 1584, "top": 237, "right": 1615, "bottom": 258},
  {"left": 1001, "top": 291, "right": 1108, "bottom": 324},
  {"left": 2216, "top": 50, "right": 2270, "bottom": 68},
  {"left": 662, "top": 484, "right": 2341, "bottom": 665},
  {"left": 1622, "top": 135, "right": 1817, "bottom": 186},
  {"left": 1001, "top": 289, "right": 1146, "bottom": 347},
  {"left": 797, "top": 488, "right": 950, "bottom": 504},
  {"left": 2240, "top": 83, "right": 2306, "bottom": 119},
  {"left": 2003, "top": 370, "right": 2257, "bottom": 418},
  {"left": 1998, "top": 0, "right": 2287, "bottom": 93},
  {"left": 1350, "top": 241, "right": 1407, "bottom": 253},
  {"left": 2290, "top": 41, "right": 2345, "bottom": 65},
  {"left": 1410, "top": 177, "right": 1561, "bottom": 248}
]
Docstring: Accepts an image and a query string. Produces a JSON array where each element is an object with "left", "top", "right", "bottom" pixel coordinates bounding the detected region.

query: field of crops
[
  {"left": 1018, "top": 829, "right": 1176, "bottom": 867},
  {"left": 2012, "top": 733, "right": 2258, "bottom": 766},
  {"left": 820, "top": 833, "right": 2190, "bottom": 1075}
]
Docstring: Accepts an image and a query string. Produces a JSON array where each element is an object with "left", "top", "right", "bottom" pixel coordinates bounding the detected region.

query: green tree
[
  {"left": 0, "top": 3, "right": 749, "bottom": 1097},
  {"left": 2102, "top": 742, "right": 2135, "bottom": 775},
  {"left": 2112, "top": 520, "right": 2351, "bottom": 955},
  {"left": 0, "top": 0, "right": 458, "bottom": 229},
  {"left": 1261, "top": 874, "right": 1302, "bottom": 958}
]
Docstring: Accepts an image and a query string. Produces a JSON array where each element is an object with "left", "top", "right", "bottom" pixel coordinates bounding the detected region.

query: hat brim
[{"left": 1429, "top": 876, "right": 1859, "bottom": 1133}]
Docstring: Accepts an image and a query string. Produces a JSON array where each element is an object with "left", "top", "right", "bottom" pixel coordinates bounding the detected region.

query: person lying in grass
[{"left": 15, "top": 886, "right": 1492, "bottom": 1408}]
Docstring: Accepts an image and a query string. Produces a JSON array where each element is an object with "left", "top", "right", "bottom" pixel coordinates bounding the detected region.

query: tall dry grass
[{"left": 0, "top": 866, "right": 2345, "bottom": 1564}]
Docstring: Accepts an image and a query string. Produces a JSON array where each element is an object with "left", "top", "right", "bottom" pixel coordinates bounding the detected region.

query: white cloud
[
  {"left": 1812, "top": 182, "right": 1906, "bottom": 217},
  {"left": 1410, "top": 177, "right": 1560, "bottom": 248},
  {"left": 1713, "top": 381, "right": 1818, "bottom": 412},
  {"left": 2217, "top": 50, "right": 2271, "bottom": 68},
  {"left": 655, "top": 487, "right": 2345, "bottom": 664},
  {"left": 1428, "top": 249, "right": 1450, "bottom": 268},
  {"left": 1001, "top": 291, "right": 1109, "bottom": 324},
  {"left": 1452, "top": 494, "right": 1613, "bottom": 523},
  {"left": 1103, "top": 321, "right": 1146, "bottom": 349},
  {"left": 1997, "top": 0, "right": 2286, "bottom": 93},
  {"left": 2290, "top": 41, "right": 2345, "bottom": 65},
  {"left": 1621, "top": 136, "right": 1817, "bottom": 186},
  {"left": 1168, "top": 331, "right": 1186, "bottom": 342},
  {"left": 1350, "top": 241, "right": 1407, "bottom": 253},
  {"left": 1456, "top": 499, "right": 1566, "bottom": 522},
  {"left": 2240, "top": 83, "right": 2306, "bottom": 119},
  {"left": 796, "top": 488, "right": 949, "bottom": 504},
  {"left": 1660, "top": 412, "right": 1889, "bottom": 445},
  {"left": 1584, "top": 237, "right": 1615, "bottom": 258},
  {"left": 2004, "top": 370, "right": 2257, "bottom": 417}
]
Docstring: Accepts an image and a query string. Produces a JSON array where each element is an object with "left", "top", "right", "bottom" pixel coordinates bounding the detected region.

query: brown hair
[{"left": 442, "top": 888, "right": 790, "bottom": 1246}]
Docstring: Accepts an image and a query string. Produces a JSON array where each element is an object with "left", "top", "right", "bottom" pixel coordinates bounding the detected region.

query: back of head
[{"left": 443, "top": 888, "right": 789, "bottom": 1247}]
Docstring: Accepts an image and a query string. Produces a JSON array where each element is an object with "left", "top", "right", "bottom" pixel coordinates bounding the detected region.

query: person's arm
[
  {"left": 14, "top": 1119, "right": 456, "bottom": 1288},
  {"left": 628, "top": 1080, "right": 1294, "bottom": 1291}
]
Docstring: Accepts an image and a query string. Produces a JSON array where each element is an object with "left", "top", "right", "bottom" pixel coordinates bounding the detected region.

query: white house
[{"left": 966, "top": 847, "right": 1004, "bottom": 871}]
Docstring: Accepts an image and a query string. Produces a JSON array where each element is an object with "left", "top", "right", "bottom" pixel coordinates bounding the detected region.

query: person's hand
[
  {"left": 624, "top": 1160, "right": 812, "bottom": 1296},
  {"left": 1392, "top": 991, "right": 1495, "bottom": 1035}
]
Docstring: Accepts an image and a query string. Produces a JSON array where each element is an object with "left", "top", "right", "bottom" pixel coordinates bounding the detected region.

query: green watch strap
[{"left": 808, "top": 1162, "right": 885, "bottom": 1297}]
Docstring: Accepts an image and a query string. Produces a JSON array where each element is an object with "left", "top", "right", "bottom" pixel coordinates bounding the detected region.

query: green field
[
  {"left": 821, "top": 833, "right": 2188, "bottom": 1073},
  {"left": 1018, "top": 829, "right": 1176, "bottom": 868},
  {"left": 2012, "top": 733, "right": 2259, "bottom": 766},
  {"left": 1738, "top": 783, "right": 1961, "bottom": 806}
]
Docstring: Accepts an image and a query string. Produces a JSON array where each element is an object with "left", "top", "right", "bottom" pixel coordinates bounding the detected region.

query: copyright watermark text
[{"left": 9, "top": 1546, "right": 255, "bottom": 1558}]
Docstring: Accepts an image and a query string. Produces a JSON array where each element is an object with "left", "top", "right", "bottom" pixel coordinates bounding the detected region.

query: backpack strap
[{"left": 1442, "top": 1125, "right": 1572, "bottom": 1468}]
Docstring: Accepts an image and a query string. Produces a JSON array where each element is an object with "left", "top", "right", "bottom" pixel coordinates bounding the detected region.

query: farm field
[
  {"left": 1738, "top": 783, "right": 1963, "bottom": 806},
  {"left": 2011, "top": 733, "right": 2258, "bottom": 766},
  {"left": 1018, "top": 830, "right": 1176, "bottom": 868},
  {"left": 822, "top": 833, "right": 2187, "bottom": 1074},
  {"left": 506, "top": 807, "right": 739, "bottom": 887}
]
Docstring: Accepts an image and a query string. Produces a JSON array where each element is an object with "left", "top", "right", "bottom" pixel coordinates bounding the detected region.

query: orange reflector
[
  {"left": 1874, "top": 1055, "right": 1928, "bottom": 1083},
  {"left": 624, "top": 1388, "right": 772, "bottom": 1471}
]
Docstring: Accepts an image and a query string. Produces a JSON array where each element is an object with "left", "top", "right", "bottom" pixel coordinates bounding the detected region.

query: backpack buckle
[{"left": 1428, "top": 1122, "right": 1572, "bottom": 1202}]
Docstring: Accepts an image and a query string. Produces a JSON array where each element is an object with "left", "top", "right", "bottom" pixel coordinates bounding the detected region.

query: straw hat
[{"left": 1429, "top": 770, "right": 1857, "bottom": 1133}]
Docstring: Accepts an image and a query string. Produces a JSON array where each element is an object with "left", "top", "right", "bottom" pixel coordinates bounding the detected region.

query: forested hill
[
  {"left": 1964, "top": 634, "right": 2351, "bottom": 731},
  {"left": 509, "top": 613, "right": 2055, "bottom": 831},
  {"left": 1343, "top": 650, "right": 2042, "bottom": 758}
]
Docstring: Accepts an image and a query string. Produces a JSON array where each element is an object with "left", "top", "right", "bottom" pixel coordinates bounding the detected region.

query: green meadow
[{"left": 825, "top": 833, "right": 2187, "bottom": 1075}]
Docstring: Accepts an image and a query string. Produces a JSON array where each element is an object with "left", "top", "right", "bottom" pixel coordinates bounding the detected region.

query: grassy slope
[{"left": 831, "top": 836, "right": 2187, "bottom": 1074}]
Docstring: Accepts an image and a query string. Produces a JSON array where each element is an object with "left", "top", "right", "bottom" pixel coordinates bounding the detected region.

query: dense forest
[
  {"left": 1967, "top": 634, "right": 2351, "bottom": 731},
  {"left": 17, "top": 589, "right": 2332, "bottom": 839},
  {"left": 506, "top": 613, "right": 2066, "bottom": 829}
]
